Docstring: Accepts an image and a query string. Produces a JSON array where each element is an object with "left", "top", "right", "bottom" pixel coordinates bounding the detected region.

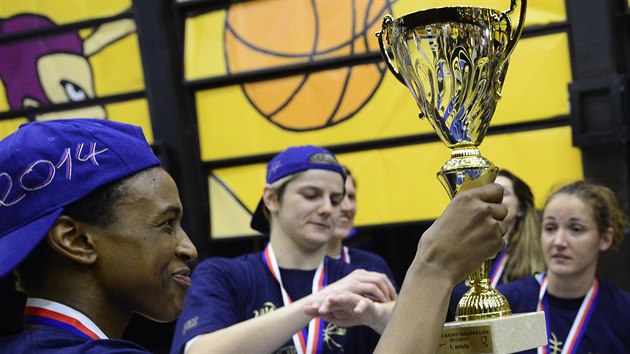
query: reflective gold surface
[{"left": 377, "top": 0, "right": 526, "bottom": 321}]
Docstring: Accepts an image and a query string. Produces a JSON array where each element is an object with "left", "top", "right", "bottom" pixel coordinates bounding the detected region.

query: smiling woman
[
  {"left": 498, "top": 181, "right": 630, "bottom": 354},
  {"left": 171, "top": 145, "right": 398, "bottom": 354},
  {"left": 0, "top": 119, "right": 198, "bottom": 353}
]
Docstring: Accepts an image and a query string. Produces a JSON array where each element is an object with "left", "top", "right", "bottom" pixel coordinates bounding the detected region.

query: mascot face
[{"left": 0, "top": 14, "right": 106, "bottom": 120}]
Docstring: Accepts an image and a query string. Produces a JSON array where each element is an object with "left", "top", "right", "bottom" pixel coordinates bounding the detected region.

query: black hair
[{"left": 13, "top": 170, "right": 139, "bottom": 295}]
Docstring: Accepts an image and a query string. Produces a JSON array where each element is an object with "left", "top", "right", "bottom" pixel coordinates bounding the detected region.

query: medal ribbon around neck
[
  {"left": 536, "top": 273, "right": 600, "bottom": 354},
  {"left": 341, "top": 246, "right": 351, "bottom": 264},
  {"left": 24, "top": 298, "right": 107, "bottom": 340},
  {"left": 489, "top": 246, "right": 508, "bottom": 288},
  {"left": 263, "top": 244, "right": 328, "bottom": 354}
]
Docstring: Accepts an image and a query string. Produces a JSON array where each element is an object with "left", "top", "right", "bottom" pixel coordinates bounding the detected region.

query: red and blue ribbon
[
  {"left": 24, "top": 298, "right": 107, "bottom": 340},
  {"left": 263, "top": 244, "right": 327, "bottom": 354},
  {"left": 536, "top": 273, "right": 599, "bottom": 354}
]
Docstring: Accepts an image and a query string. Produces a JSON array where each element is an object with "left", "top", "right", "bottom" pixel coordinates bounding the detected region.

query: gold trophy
[{"left": 377, "top": 1, "right": 547, "bottom": 352}]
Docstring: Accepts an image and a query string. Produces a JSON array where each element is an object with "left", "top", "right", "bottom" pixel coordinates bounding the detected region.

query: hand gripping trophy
[{"left": 377, "top": 1, "right": 547, "bottom": 353}]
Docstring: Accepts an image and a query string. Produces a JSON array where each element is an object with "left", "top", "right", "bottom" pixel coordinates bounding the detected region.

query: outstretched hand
[{"left": 371, "top": 183, "right": 508, "bottom": 354}]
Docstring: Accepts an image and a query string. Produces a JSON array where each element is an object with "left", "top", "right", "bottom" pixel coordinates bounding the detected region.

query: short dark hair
[
  {"left": 62, "top": 173, "right": 133, "bottom": 227},
  {"left": 13, "top": 169, "right": 142, "bottom": 295}
]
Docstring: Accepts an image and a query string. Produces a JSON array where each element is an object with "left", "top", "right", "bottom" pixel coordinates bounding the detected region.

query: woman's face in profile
[{"left": 90, "top": 168, "right": 197, "bottom": 322}]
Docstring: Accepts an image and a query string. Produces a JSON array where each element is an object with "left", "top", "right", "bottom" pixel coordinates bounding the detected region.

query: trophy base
[{"left": 438, "top": 312, "right": 547, "bottom": 354}]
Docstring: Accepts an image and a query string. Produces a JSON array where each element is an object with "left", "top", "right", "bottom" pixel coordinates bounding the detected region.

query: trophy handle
[
  {"left": 493, "top": 0, "right": 526, "bottom": 98},
  {"left": 500, "top": 0, "right": 527, "bottom": 62},
  {"left": 377, "top": 15, "right": 406, "bottom": 85}
]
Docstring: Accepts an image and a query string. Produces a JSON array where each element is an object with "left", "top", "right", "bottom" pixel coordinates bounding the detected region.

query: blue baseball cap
[
  {"left": 250, "top": 145, "right": 344, "bottom": 234},
  {"left": 0, "top": 119, "right": 161, "bottom": 278}
]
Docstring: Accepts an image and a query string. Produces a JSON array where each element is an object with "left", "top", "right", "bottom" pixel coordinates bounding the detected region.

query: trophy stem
[
  {"left": 436, "top": 147, "right": 512, "bottom": 321},
  {"left": 437, "top": 146, "right": 498, "bottom": 199},
  {"left": 455, "top": 259, "right": 511, "bottom": 321}
]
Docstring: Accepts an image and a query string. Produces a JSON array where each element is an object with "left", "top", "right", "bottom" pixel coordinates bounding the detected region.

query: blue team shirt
[
  {"left": 497, "top": 276, "right": 630, "bottom": 354},
  {"left": 170, "top": 252, "right": 382, "bottom": 354},
  {"left": 0, "top": 326, "right": 149, "bottom": 353}
]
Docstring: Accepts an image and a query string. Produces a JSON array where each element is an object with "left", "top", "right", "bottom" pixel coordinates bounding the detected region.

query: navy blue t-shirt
[
  {"left": 171, "top": 252, "right": 381, "bottom": 354},
  {"left": 0, "top": 327, "right": 149, "bottom": 353},
  {"left": 497, "top": 276, "right": 630, "bottom": 354}
]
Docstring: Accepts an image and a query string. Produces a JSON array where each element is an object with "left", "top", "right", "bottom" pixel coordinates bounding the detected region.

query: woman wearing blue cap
[
  {"left": 171, "top": 145, "right": 399, "bottom": 354},
  {"left": 172, "top": 145, "right": 511, "bottom": 354},
  {"left": 0, "top": 119, "right": 198, "bottom": 352}
]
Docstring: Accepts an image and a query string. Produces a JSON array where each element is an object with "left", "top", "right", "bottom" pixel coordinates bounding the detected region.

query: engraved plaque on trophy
[{"left": 377, "top": 1, "right": 547, "bottom": 352}]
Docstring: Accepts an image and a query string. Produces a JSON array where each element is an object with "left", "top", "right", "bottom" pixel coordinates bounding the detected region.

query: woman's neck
[
  {"left": 269, "top": 235, "right": 327, "bottom": 270},
  {"left": 327, "top": 237, "right": 343, "bottom": 259},
  {"left": 546, "top": 269, "right": 596, "bottom": 299}
]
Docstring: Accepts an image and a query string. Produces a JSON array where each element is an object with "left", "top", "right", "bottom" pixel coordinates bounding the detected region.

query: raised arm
[{"left": 375, "top": 183, "right": 507, "bottom": 353}]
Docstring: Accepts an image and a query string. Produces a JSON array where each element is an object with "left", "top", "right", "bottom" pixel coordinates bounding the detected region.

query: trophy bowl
[{"left": 377, "top": 1, "right": 526, "bottom": 322}]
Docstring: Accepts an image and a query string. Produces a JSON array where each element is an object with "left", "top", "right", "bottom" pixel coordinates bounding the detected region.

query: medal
[{"left": 489, "top": 246, "right": 508, "bottom": 287}]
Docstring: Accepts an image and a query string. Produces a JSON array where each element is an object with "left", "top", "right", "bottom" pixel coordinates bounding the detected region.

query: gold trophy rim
[
  {"left": 392, "top": 6, "right": 505, "bottom": 30},
  {"left": 377, "top": 0, "right": 526, "bottom": 89}
]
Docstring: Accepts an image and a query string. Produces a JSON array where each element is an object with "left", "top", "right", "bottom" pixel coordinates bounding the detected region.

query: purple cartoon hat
[
  {"left": 0, "top": 118, "right": 160, "bottom": 277},
  {"left": 250, "top": 145, "right": 344, "bottom": 234}
]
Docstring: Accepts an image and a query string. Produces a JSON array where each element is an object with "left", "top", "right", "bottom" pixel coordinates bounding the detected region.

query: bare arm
[
  {"left": 375, "top": 260, "right": 454, "bottom": 353},
  {"left": 188, "top": 296, "right": 313, "bottom": 354},
  {"left": 189, "top": 269, "right": 396, "bottom": 354}
]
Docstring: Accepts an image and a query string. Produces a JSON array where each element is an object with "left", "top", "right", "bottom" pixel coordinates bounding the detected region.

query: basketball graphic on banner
[{"left": 225, "top": 0, "right": 393, "bottom": 131}]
